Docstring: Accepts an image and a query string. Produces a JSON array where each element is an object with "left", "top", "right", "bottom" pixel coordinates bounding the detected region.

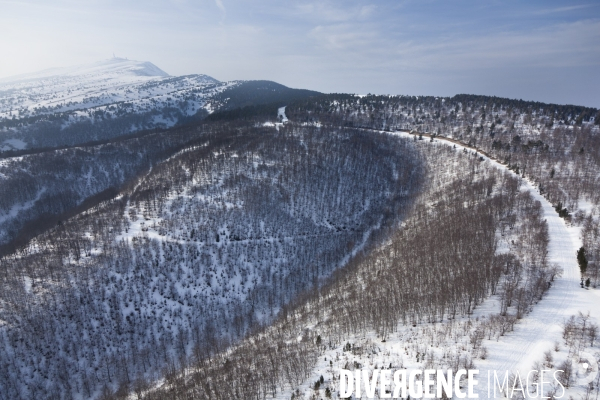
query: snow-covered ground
[
  {"left": 0, "top": 57, "right": 237, "bottom": 147},
  {"left": 0, "top": 58, "right": 214, "bottom": 119},
  {"left": 278, "top": 106, "right": 288, "bottom": 122},
  {"left": 283, "top": 131, "right": 599, "bottom": 399},
  {"left": 396, "top": 131, "right": 599, "bottom": 398},
  {"left": 0, "top": 138, "right": 27, "bottom": 151},
  {"left": 0, "top": 125, "right": 422, "bottom": 399}
]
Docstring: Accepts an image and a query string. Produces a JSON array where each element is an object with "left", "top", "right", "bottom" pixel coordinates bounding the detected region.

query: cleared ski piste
[{"left": 391, "top": 130, "right": 599, "bottom": 398}]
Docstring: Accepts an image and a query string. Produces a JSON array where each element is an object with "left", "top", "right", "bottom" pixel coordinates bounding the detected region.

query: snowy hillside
[
  {"left": 1, "top": 79, "right": 599, "bottom": 400},
  {"left": 142, "top": 130, "right": 561, "bottom": 399},
  {"left": 139, "top": 97, "right": 600, "bottom": 400},
  {"left": 0, "top": 70, "right": 321, "bottom": 251},
  {"left": 0, "top": 123, "right": 422, "bottom": 399},
  {"left": 280, "top": 133, "right": 599, "bottom": 400},
  {"left": 0, "top": 58, "right": 234, "bottom": 149},
  {"left": 0, "top": 123, "right": 214, "bottom": 248}
]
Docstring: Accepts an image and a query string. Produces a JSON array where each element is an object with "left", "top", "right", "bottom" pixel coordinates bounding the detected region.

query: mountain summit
[
  {"left": 0, "top": 59, "right": 321, "bottom": 150},
  {"left": 0, "top": 57, "right": 169, "bottom": 84},
  {"left": 0, "top": 59, "right": 224, "bottom": 149}
]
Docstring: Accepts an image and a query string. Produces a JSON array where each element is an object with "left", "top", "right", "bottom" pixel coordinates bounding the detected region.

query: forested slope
[
  {"left": 1, "top": 89, "right": 599, "bottom": 399},
  {"left": 0, "top": 125, "right": 212, "bottom": 250},
  {"left": 287, "top": 94, "right": 600, "bottom": 287},
  {"left": 0, "top": 122, "right": 421, "bottom": 399},
  {"left": 143, "top": 130, "right": 556, "bottom": 400}
]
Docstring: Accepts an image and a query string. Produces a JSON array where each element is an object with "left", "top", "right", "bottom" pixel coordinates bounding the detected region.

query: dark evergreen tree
[{"left": 577, "top": 247, "right": 588, "bottom": 278}]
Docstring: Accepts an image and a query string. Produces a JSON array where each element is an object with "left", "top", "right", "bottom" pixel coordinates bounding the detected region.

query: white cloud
[
  {"left": 293, "top": 1, "right": 376, "bottom": 23},
  {"left": 215, "top": 0, "right": 225, "bottom": 15},
  {"left": 533, "top": 4, "right": 595, "bottom": 15}
]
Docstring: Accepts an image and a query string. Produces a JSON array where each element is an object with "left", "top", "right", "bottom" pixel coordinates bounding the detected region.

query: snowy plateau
[
  {"left": 0, "top": 58, "right": 233, "bottom": 149},
  {"left": 0, "top": 61, "right": 599, "bottom": 400}
]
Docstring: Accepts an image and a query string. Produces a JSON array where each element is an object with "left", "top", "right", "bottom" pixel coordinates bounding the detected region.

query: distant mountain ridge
[
  {"left": 0, "top": 58, "right": 322, "bottom": 150},
  {"left": 0, "top": 58, "right": 170, "bottom": 84}
]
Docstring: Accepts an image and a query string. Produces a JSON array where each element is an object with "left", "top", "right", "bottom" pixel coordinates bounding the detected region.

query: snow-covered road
[{"left": 391, "top": 130, "right": 599, "bottom": 398}]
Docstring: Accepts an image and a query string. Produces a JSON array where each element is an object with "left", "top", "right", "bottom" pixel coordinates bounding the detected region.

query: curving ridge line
[{"left": 386, "top": 129, "right": 592, "bottom": 398}]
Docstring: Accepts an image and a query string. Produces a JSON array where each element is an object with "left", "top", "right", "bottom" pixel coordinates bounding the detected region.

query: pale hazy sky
[{"left": 1, "top": 0, "right": 599, "bottom": 107}]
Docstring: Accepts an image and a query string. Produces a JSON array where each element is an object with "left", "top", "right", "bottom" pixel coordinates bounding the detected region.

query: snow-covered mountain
[
  {"left": 0, "top": 58, "right": 235, "bottom": 149},
  {"left": 1, "top": 83, "right": 599, "bottom": 399}
]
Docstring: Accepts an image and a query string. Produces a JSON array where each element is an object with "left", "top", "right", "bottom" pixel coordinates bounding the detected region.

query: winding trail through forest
[{"left": 389, "top": 130, "right": 599, "bottom": 398}]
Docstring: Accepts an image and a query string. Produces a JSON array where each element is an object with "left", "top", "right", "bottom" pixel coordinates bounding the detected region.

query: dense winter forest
[
  {"left": 0, "top": 123, "right": 421, "bottom": 399},
  {"left": 286, "top": 94, "right": 600, "bottom": 287},
  {"left": 0, "top": 125, "right": 216, "bottom": 250},
  {"left": 0, "top": 90, "right": 599, "bottom": 399},
  {"left": 142, "top": 132, "right": 559, "bottom": 399}
]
